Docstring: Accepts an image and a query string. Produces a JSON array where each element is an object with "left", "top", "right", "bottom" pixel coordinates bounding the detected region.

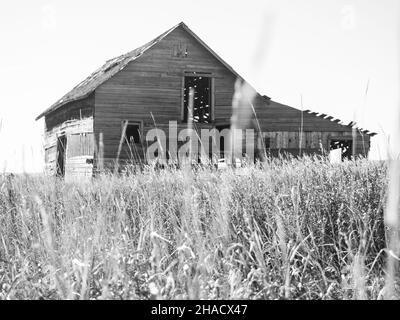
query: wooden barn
[{"left": 36, "top": 22, "right": 376, "bottom": 178}]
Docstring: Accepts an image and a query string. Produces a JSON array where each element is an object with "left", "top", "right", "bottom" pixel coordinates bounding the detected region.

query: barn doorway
[
  {"left": 56, "top": 134, "right": 67, "bottom": 177},
  {"left": 329, "top": 139, "right": 353, "bottom": 161}
]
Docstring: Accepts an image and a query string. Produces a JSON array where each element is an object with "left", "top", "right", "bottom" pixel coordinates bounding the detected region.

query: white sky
[{"left": 0, "top": 0, "right": 398, "bottom": 172}]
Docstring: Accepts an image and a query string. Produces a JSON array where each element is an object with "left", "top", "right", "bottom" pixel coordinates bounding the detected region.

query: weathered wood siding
[
  {"left": 44, "top": 94, "right": 95, "bottom": 176},
  {"left": 249, "top": 98, "right": 370, "bottom": 156},
  {"left": 93, "top": 25, "right": 371, "bottom": 165},
  {"left": 94, "top": 25, "right": 238, "bottom": 166},
  {"left": 261, "top": 130, "right": 370, "bottom": 157},
  {"left": 64, "top": 133, "right": 95, "bottom": 181},
  {"left": 253, "top": 98, "right": 354, "bottom": 132}
]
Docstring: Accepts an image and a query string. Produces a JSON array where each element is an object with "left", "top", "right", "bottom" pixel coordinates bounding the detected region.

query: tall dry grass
[{"left": 0, "top": 156, "right": 393, "bottom": 300}]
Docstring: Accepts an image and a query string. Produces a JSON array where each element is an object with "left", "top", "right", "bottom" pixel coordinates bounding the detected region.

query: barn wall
[
  {"left": 260, "top": 130, "right": 370, "bottom": 157},
  {"left": 93, "top": 25, "right": 372, "bottom": 166},
  {"left": 45, "top": 94, "right": 94, "bottom": 131},
  {"left": 94, "top": 25, "right": 238, "bottom": 167},
  {"left": 44, "top": 95, "right": 95, "bottom": 177}
]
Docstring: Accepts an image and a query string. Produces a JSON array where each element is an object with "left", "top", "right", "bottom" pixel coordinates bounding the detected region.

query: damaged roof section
[
  {"left": 37, "top": 21, "right": 253, "bottom": 121},
  {"left": 35, "top": 23, "right": 181, "bottom": 120},
  {"left": 302, "top": 109, "right": 377, "bottom": 136},
  {"left": 36, "top": 21, "right": 247, "bottom": 121}
]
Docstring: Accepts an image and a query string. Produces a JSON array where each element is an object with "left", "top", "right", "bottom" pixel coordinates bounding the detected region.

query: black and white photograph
[{"left": 0, "top": 0, "right": 399, "bottom": 313}]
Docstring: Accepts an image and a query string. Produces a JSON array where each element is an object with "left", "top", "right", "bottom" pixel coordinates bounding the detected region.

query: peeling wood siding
[
  {"left": 44, "top": 96, "right": 94, "bottom": 176},
  {"left": 44, "top": 118, "right": 94, "bottom": 176}
]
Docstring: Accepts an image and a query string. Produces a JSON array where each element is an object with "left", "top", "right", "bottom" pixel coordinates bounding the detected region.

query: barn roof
[
  {"left": 36, "top": 22, "right": 245, "bottom": 121},
  {"left": 36, "top": 23, "right": 177, "bottom": 120},
  {"left": 35, "top": 22, "right": 377, "bottom": 137}
]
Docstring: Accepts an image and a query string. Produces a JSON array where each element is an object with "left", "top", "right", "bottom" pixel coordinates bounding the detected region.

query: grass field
[{"left": 0, "top": 156, "right": 397, "bottom": 300}]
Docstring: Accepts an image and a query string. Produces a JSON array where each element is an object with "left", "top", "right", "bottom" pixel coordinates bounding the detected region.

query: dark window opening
[
  {"left": 264, "top": 137, "right": 271, "bottom": 150},
  {"left": 183, "top": 76, "right": 212, "bottom": 123},
  {"left": 56, "top": 135, "right": 67, "bottom": 177},
  {"left": 330, "top": 139, "right": 353, "bottom": 160},
  {"left": 173, "top": 43, "right": 188, "bottom": 58},
  {"left": 219, "top": 136, "right": 227, "bottom": 159},
  {"left": 125, "top": 123, "right": 141, "bottom": 144},
  {"left": 217, "top": 125, "right": 230, "bottom": 158}
]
